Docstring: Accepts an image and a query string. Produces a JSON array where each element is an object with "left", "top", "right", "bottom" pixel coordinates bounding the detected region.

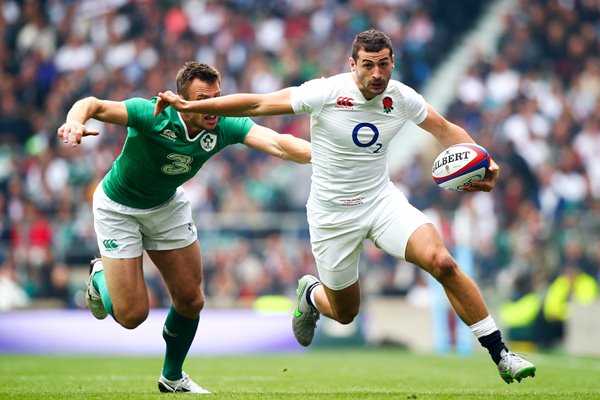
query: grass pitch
[{"left": 1, "top": 348, "right": 599, "bottom": 399}]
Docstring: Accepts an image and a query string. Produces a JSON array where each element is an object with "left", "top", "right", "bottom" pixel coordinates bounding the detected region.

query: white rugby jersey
[{"left": 291, "top": 72, "right": 427, "bottom": 208}]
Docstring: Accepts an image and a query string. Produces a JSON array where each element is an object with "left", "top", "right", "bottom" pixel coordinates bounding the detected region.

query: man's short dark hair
[
  {"left": 351, "top": 29, "right": 393, "bottom": 60},
  {"left": 176, "top": 62, "right": 221, "bottom": 99}
]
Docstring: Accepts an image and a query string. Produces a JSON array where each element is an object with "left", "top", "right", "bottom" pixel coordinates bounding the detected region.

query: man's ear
[{"left": 349, "top": 56, "right": 356, "bottom": 72}]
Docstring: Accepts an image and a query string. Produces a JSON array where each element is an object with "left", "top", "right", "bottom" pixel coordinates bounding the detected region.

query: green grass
[{"left": 1, "top": 349, "right": 599, "bottom": 399}]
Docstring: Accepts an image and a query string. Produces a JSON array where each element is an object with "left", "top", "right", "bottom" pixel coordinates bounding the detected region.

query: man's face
[
  {"left": 350, "top": 48, "right": 394, "bottom": 100},
  {"left": 182, "top": 78, "right": 221, "bottom": 131}
]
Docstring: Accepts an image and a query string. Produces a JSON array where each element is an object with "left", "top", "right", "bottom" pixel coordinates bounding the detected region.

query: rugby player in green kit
[{"left": 57, "top": 61, "right": 311, "bottom": 394}]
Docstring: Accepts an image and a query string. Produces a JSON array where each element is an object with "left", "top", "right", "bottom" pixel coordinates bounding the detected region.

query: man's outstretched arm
[
  {"left": 58, "top": 97, "right": 128, "bottom": 146},
  {"left": 243, "top": 124, "right": 311, "bottom": 164},
  {"left": 154, "top": 88, "right": 295, "bottom": 117}
]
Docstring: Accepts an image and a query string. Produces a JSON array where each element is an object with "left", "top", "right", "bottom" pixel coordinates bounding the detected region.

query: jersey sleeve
[
  {"left": 218, "top": 116, "right": 255, "bottom": 144},
  {"left": 290, "top": 77, "right": 329, "bottom": 115},
  {"left": 124, "top": 97, "right": 156, "bottom": 133},
  {"left": 402, "top": 86, "right": 428, "bottom": 125}
]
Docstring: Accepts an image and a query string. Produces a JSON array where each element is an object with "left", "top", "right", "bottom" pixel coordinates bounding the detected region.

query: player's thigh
[
  {"left": 404, "top": 223, "right": 450, "bottom": 274},
  {"left": 93, "top": 184, "right": 148, "bottom": 310},
  {"left": 148, "top": 240, "right": 203, "bottom": 305},
  {"left": 101, "top": 255, "right": 148, "bottom": 313},
  {"left": 370, "top": 190, "right": 430, "bottom": 259},
  {"left": 308, "top": 208, "right": 366, "bottom": 291}
]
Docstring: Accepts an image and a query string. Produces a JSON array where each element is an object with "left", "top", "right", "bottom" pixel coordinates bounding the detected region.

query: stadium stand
[{"left": 0, "top": 0, "right": 597, "bottom": 351}]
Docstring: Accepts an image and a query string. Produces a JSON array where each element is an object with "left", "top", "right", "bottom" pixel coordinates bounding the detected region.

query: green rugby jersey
[{"left": 102, "top": 97, "right": 254, "bottom": 209}]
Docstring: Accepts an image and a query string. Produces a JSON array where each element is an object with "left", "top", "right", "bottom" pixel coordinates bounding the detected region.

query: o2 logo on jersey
[
  {"left": 352, "top": 123, "right": 382, "bottom": 153},
  {"left": 199, "top": 132, "right": 217, "bottom": 152}
]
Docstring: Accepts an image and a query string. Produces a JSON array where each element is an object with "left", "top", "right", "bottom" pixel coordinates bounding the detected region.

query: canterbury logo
[
  {"left": 102, "top": 239, "right": 118, "bottom": 249},
  {"left": 160, "top": 129, "right": 177, "bottom": 141},
  {"left": 336, "top": 96, "right": 354, "bottom": 108}
]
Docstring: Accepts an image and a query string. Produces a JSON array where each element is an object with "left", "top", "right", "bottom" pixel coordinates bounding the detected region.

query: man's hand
[
  {"left": 154, "top": 91, "right": 186, "bottom": 117},
  {"left": 57, "top": 122, "right": 99, "bottom": 147},
  {"left": 465, "top": 158, "right": 500, "bottom": 192}
]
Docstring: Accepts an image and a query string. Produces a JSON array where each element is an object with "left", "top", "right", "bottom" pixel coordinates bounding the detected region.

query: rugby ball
[{"left": 432, "top": 143, "right": 490, "bottom": 191}]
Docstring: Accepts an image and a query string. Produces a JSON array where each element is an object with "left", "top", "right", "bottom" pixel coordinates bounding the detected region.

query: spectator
[
  {"left": 541, "top": 265, "right": 598, "bottom": 347},
  {"left": 0, "top": 258, "right": 30, "bottom": 310}
]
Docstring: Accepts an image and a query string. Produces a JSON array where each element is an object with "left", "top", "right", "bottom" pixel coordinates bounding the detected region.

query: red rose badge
[{"left": 383, "top": 96, "right": 394, "bottom": 114}]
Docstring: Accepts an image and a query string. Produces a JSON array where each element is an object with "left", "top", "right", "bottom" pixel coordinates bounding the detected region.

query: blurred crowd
[
  {"left": 0, "top": 0, "right": 485, "bottom": 309},
  {"left": 438, "top": 0, "right": 600, "bottom": 346},
  {"left": 0, "top": 0, "right": 598, "bottom": 346}
]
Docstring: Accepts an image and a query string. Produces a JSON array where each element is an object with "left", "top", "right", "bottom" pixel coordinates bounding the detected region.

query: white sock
[
  {"left": 308, "top": 283, "right": 319, "bottom": 309},
  {"left": 469, "top": 315, "right": 498, "bottom": 338}
]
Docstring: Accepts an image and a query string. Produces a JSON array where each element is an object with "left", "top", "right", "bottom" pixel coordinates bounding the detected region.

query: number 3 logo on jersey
[{"left": 162, "top": 153, "right": 192, "bottom": 175}]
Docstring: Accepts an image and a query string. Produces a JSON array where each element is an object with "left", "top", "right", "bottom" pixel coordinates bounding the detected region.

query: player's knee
[
  {"left": 188, "top": 292, "right": 205, "bottom": 314},
  {"left": 429, "top": 251, "right": 458, "bottom": 283},
  {"left": 333, "top": 307, "right": 359, "bottom": 325},
  {"left": 117, "top": 307, "right": 149, "bottom": 329},
  {"left": 174, "top": 291, "right": 205, "bottom": 317},
  {"left": 336, "top": 313, "right": 356, "bottom": 325}
]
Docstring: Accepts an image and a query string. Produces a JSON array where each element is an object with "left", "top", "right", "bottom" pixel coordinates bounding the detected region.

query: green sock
[
  {"left": 92, "top": 270, "right": 114, "bottom": 317},
  {"left": 162, "top": 305, "right": 199, "bottom": 381}
]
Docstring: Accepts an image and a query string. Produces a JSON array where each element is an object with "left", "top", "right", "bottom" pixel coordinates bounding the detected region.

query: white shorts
[
  {"left": 93, "top": 183, "right": 198, "bottom": 258},
  {"left": 307, "top": 183, "right": 430, "bottom": 290}
]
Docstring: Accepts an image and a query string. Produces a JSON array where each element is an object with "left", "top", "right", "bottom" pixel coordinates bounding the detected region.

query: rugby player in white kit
[{"left": 155, "top": 29, "right": 536, "bottom": 384}]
